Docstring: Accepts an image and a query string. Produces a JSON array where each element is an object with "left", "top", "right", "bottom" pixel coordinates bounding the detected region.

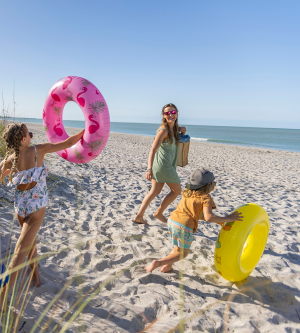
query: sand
[{"left": 0, "top": 122, "right": 300, "bottom": 332}]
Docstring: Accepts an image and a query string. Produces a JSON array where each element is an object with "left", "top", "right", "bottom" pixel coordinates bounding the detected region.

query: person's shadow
[
  {"left": 139, "top": 265, "right": 300, "bottom": 326},
  {"left": 178, "top": 270, "right": 300, "bottom": 326}
]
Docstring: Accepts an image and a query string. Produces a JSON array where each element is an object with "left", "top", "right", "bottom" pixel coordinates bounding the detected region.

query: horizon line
[{"left": 1, "top": 116, "right": 299, "bottom": 131}]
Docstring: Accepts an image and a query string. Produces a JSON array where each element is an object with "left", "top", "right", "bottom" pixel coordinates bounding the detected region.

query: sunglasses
[
  {"left": 29, "top": 132, "right": 33, "bottom": 138},
  {"left": 164, "top": 110, "right": 177, "bottom": 116}
]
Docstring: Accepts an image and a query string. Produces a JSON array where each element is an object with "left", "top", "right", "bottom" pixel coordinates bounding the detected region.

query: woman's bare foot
[
  {"left": 133, "top": 217, "right": 149, "bottom": 225},
  {"left": 153, "top": 211, "right": 167, "bottom": 223},
  {"left": 145, "top": 260, "right": 160, "bottom": 273},
  {"left": 161, "top": 264, "right": 173, "bottom": 273}
]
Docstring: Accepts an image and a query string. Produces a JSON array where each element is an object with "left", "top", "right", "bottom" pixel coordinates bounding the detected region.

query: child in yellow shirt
[{"left": 145, "top": 168, "right": 243, "bottom": 273}]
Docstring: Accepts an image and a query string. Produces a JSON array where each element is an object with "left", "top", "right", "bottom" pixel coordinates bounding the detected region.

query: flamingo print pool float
[
  {"left": 43, "top": 76, "right": 110, "bottom": 164},
  {"left": 88, "top": 114, "right": 100, "bottom": 134},
  {"left": 63, "top": 76, "right": 73, "bottom": 90},
  {"left": 53, "top": 120, "right": 63, "bottom": 137},
  {"left": 62, "top": 149, "right": 68, "bottom": 159},
  {"left": 51, "top": 87, "right": 61, "bottom": 102},
  {"left": 77, "top": 87, "right": 88, "bottom": 107}
]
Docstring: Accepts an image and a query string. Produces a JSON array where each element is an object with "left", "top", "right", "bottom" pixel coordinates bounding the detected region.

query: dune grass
[{"left": 0, "top": 122, "right": 8, "bottom": 159}]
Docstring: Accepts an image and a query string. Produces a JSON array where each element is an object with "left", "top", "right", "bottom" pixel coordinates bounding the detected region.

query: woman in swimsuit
[
  {"left": 0, "top": 123, "right": 83, "bottom": 310},
  {"left": 133, "top": 103, "right": 186, "bottom": 225}
]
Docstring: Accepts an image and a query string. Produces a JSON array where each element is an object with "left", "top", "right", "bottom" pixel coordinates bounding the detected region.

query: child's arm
[
  {"left": 37, "top": 130, "right": 85, "bottom": 155},
  {"left": 203, "top": 206, "right": 243, "bottom": 226}
]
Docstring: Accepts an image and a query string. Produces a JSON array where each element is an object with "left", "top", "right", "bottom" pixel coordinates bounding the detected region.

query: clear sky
[{"left": 0, "top": 0, "right": 299, "bottom": 128}]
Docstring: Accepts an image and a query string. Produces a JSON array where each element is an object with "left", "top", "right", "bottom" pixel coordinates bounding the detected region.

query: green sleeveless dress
[{"left": 152, "top": 128, "right": 180, "bottom": 184}]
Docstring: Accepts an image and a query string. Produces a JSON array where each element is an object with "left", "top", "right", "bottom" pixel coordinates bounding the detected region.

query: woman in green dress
[{"left": 133, "top": 103, "right": 186, "bottom": 225}]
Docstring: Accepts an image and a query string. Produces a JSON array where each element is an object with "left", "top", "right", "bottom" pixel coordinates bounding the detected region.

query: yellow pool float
[{"left": 214, "top": 203, "right": 270, "bottom": 282}]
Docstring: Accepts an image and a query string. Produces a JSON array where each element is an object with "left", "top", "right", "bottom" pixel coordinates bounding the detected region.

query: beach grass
[
  {"left": 0, "top": 226, "right": 156, "bottom": 332},
  {"left": 0, "top": 122, "right": 6, "bottom": 158}
]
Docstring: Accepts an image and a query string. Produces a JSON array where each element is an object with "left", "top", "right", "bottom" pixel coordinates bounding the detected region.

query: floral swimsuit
[{"left": 8, "top": 146, "right": 48, "bottom": 218}]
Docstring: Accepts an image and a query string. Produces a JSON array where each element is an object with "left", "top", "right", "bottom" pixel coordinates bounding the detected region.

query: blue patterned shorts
[
  {"left": 167, "top": 218, "right": 194, "bottom": 249},
  {"left": 14, "top": 183, "right": 48, "bottom": 218}
]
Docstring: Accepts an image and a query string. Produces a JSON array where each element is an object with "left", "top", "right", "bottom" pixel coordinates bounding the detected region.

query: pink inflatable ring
[{"left": 43, "top": 76, "right": 110, "bottom": 164}]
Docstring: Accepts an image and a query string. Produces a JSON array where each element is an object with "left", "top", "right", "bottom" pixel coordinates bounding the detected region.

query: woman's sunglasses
[
  {"left": 164, "top": 110, "right": 177, "bottom": 116},
  {"left": 29, "top": 132, "right": 33, "bottom": 138}
]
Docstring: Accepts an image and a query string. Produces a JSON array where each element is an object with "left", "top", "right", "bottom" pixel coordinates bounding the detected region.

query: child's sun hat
[{"left": 187, "top": 168, "right": 215, "bottom": 190}]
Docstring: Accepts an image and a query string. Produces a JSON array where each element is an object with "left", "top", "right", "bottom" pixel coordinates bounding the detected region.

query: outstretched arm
[
  {"left": 203, "top": 206, "right": 243, "bottom": 226},
  {"left": 37, "top": 130, "right": 85, "bottom": 156}
]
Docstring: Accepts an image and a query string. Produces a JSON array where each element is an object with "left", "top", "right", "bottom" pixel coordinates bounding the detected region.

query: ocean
[{"left": 2, "top": 117, "right": 300, "bottom": 152}]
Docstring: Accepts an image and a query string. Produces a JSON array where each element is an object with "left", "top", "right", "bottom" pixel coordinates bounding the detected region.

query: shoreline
[{"left": 1, "top": 118, "right": 299, "bottom": 153}]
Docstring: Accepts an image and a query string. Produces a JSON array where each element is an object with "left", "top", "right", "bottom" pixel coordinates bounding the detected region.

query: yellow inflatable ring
[{"left": 214, "top": 203, "right": 270, "bottom": 282}]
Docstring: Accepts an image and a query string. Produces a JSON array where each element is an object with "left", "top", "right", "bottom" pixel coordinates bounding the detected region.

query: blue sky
[{"left": 0, "top": 0, "right": 299, "bottom": 128}]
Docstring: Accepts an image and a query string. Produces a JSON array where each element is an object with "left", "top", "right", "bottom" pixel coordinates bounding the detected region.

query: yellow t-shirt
[{"left": 169, "top": 194, "right": 216, "bottom": 233}]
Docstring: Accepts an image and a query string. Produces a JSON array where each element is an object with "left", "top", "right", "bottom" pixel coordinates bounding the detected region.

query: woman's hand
[
  {"left": 179, "top": 126, "right": 186, "bottom": 135},
  {"left": 145, "top": 170, "right": 153, "bottom": 181}
]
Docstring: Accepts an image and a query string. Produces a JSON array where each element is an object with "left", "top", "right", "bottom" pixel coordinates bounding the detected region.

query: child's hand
[{"left": 226, "top": 211, "right": 243, "bottom": 222}]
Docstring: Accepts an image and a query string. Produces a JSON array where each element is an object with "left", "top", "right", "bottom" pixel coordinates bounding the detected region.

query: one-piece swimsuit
[{"left": 8, "top": 146, "right": 48, "bottom": 218}]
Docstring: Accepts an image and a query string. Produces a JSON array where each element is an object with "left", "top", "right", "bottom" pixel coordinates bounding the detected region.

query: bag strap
[{"left": 156, "top": 127, "right": 167, "bottom": 134}]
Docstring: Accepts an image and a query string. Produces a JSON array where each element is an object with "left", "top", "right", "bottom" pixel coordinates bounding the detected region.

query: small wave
[{"left": 190, "top": 137, "right": 209, "bottom": 141}]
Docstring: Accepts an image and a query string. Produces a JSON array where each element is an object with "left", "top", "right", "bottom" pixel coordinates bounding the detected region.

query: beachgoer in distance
[
  {"left": 145, "top": 168, "right": 243, "bottom": 273},
  {"left": 133, "top": 103, "right": 186, "bottom": 225},
  {"left": 0, "top": 123, "right": 83, "bottom": 310}
]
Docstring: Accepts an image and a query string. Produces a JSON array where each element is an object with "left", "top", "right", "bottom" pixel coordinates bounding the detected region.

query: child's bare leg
[
  {"left": 16, "top": 210, "right": 42, "bottom": 286},
  {"left": 154, "top": 183, "right": 181, "bottom": 223},
  {"left": 145, "top": 246, "right": 189, "bottom": 273},
  {"left": 0, "top": 208, "right": 45, "bottom": 310},
  {"left": 28, "top": 239, "right": 40, "bottom": 286}
]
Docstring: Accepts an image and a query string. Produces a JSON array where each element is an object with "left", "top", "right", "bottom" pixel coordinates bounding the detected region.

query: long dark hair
[{"left": 161, "top": 103, "right": 180, "bottom": 145}]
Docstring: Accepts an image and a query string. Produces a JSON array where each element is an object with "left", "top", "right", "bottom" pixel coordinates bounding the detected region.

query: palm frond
[
  {"left": 65, "top": 88, "right": 74, "bottom": 101},
  {"left": 52, "top": 106, "right": 62, "bottom": 117},
  {"left": 74, "top": 149, "right": 85, "bottom": 162},
  {"left": 65, "top": 95, "right": 73, "bottom": 102},
  {"left": 88, "top": 101, "right": 105, "bottom": 114},
  {"left": 44, "top": 123, "right": 49, "bottom": 133},
  {"left": 86, "top": 138, "right": 104, "bottom": 152},
  {"left": 81, "top": 79, "right": 91, "bottom": 87}
]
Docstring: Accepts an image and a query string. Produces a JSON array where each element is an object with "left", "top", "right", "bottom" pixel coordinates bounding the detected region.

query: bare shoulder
[
  {"left": 156, "top": 127, "right": 168, "bottom": 141},
  {"left": 156, "top": 126, "right": 167, "bottom": 133}
]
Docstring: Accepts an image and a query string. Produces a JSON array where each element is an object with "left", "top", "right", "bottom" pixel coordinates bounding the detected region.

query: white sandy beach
[{"left": 1, "top": 122, "right": 300, "bottom": 332}]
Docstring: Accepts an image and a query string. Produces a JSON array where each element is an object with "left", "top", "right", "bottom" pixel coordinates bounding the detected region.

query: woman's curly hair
[
  {"left": 182, "top": 182, "right": 216, "bottom": 198},
  {"left": 161, "top": 103, "right": 180, "bottom": 145},
  {"left": 1, "top": 123, "right": 26, "bottom": 184}
]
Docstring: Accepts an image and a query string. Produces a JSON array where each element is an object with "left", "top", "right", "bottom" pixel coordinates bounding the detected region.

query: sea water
[{"left": 2, "top": 117, "right": 300, "bottom": 152}]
